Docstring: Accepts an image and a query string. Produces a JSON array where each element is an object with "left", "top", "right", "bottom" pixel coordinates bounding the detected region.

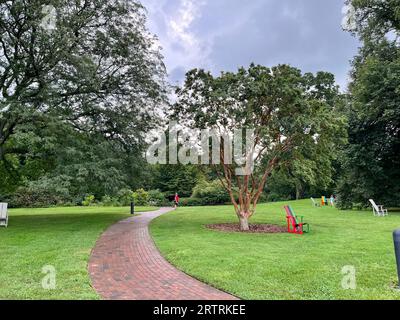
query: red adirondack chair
[{"left": 284, "top": 205, "right": 310, "bottom": 235}]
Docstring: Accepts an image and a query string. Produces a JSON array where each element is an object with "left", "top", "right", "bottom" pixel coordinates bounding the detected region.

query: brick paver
[{"left": 88, "top": 208, "right": 237, "bottom": 300}]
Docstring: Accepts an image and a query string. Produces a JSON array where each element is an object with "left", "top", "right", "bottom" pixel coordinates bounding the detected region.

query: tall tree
[
  {"left": 0, "top": 0, "right": 166, "bottom": 165},
  {"left": 152, "top": 164, "right": 201, "bottom": 198},
  {"left": 344, "top": 0, "right": 400, "bottom": 42},
  {"left": 268, "top": 73, "right": 346, "bottom": 200},
  {"left": 173, "top": 64, "right": 345, "bottom": 230},
  {"left": 337, "top": 1, "right": 400, "bottom": 208}
]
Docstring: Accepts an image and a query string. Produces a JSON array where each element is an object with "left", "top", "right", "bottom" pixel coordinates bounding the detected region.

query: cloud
[
  {"left": 142, "top": 0, "right": 360, "bottom": 91},
  {"left": 168, "top": 0, "right": 204, "bottom": 47},
  {"left": 143, "top": 0, "right": 210, "bottom": 83}
]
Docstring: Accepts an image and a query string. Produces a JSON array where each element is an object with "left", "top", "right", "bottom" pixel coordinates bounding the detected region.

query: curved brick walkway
[{"left": 88, "top": 208, "right": 237, "bottom": 300}]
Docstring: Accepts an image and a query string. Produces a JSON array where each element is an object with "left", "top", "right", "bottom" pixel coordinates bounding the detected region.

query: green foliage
[
  {"left": 337, "top": 45, "right": 400, "bottom": 207},
  {"left": 192, "top": 180, "right": 231, "bottom": 205},
  {"left": 133, "top": 188, "right": 149, "bottom": 206},
  {"left": 347, "top": 0, "right": 400, "bottom": 42},
  {"left": 0, "top": 0, "right": 166, "bottom": 207},
  {"left": 0, "top": 116, "right": 159, "bottom": 207},
  {"left": 148, "top": 189, "right": 169, "bottom": 206},
  {"left": 5, "top": 175, "right": 76, "bottom": 208},
  {"left": 179, "top": 198, "right": 205, "bottom": 207},
  {"left": 265, "top": 170, "right": 297, "bottom": 201},
  {"left": 8, "top": 186, "right": 63, "bottom": 208},
  {"left": 116, "top": 189, "right": 134, "bottom": 206},
  {"left": 338, "top": 2, "right": 400, "bottom": 208},
  {"left": 98, "top": 189, "right": 166, "bottom": 207},
  {"left": 100, "top": 195, "right": 120, "bottom": 207},
  {"left": 0, "top": 0, "right": 166, "bottom": 151},
  {"left": 153, "top": 164, "right": 201, "bottom": 197},
  {"left": 173, "top": 64, "right": 346, "bottom": 219},
  {"left": 82, "top": 195, "right": 95, "bottom": 207}
]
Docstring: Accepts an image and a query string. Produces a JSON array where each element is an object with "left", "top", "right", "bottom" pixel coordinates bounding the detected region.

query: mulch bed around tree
[{"left": 205, "top": 223, "right": 287, "bottom": 234}]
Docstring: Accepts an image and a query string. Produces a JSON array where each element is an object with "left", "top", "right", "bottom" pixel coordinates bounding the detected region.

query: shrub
[
  {"left": 148, "top": 189, "right": 169, "bottom": 206},
  {"left": 266, "top": 193, "right": 292, "bottom": 202},
  {"left": 154, "top": 164, "right": 201, "bottom": 197},
  {"left": 191, "top": 180, "right": 231, "bottom": 205},
  {"left": 116, "top": 188, "right": 134, "bottom": 206},
  {"left": 100, "top": 195, "right": 120, "bottom": 207},
  {"left": 180, "top": 197, "right": 205, "bottom": 207},
  {"left": 7, "top": 175, "right": 75, "bottom": 208},
  {"left": 8, "top": 186, "right": 64, "bottom": 208},
  {"left": 257, "top": 193, "right": 268, "bottom": 203},
  {"left": 133, "top": 188, "right": 149, "bottom": 206},
  {"left": 82, "top": 194, "right": 95, "bottom": 206}
]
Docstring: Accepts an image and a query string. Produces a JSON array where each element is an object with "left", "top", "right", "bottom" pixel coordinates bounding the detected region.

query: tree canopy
[
  {"left": 0, "top": 0, "right": 167, "bottom": 201},
  {"left": 173, "top": 64, "right": 346, "bottom": 229},
  {"left": 345, "top": 0, "right": 400, "bottom": 42},
  {"left": 1, "top": 1, "right": 398, "bottom": 212},
  {"left": 337, "top": 0, "right": 400, "bottom": 208}
]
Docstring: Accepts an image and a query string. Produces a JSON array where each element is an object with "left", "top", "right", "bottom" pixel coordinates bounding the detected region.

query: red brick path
[{"left": 88, "top": 208, "right": 237, "bottom": 300}]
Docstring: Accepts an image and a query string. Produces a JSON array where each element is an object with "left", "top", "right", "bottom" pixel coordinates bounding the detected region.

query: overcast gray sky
[{"left": 142, "top": 0, "right": 360, "bottom": 91}]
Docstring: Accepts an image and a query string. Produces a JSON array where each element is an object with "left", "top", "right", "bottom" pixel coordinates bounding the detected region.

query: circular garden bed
[{"left": 205, "top": 223, "right": 287, "bottom": 234}]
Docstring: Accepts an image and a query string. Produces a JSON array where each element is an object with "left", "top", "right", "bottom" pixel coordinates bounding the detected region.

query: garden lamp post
[
  {"left": 130, "top": 201, "right": 135, "bottom": 215},
  {"left": 393, "top": 229, "right": 400, "bottom": 289}
]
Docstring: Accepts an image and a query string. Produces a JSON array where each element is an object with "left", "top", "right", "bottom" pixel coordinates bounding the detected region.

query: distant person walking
[
  {"left": 174, "top": 193, "right": 180, "bottom": 208},
  {"left": 330, "top": 195, "right": 335, "bottom": 207}
]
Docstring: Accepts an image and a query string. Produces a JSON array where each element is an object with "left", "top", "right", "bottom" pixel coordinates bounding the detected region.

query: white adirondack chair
[
  {"left": 369, "top": 199, "right": 388, "bottom": 217},
  {"left": 0, "top": 203, "right": 8, "bottom": 227},
  {"left": 311, "top": 197, "right": 320, "bottom": 207}
]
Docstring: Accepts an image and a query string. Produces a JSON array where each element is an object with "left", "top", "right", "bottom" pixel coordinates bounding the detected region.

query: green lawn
[
  {"left": 150, "top": 200, "right": 400, "bottom": 300},
  {"left": 0, "top": 206, "right": 156, "bottom": 300}
]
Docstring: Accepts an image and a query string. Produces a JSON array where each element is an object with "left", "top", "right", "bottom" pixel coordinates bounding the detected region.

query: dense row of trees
[
  {"left": 0, "top": 1, "right": 399, "bottom": 219},
  {"left": 337, "top": 0, "right": 400, "bottom": 208},
  {"left": 0, "top": 0, "right": 166, "bottom": 204}
]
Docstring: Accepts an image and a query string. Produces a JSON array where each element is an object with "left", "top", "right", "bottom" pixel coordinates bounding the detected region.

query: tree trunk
[
  {"left": 239, "top": 216, "right": 249, "bottom": 231},
  {"left": 295, "top": 182, "right": 303, "bottom": 200},
  {"left": 296, "top": 187, "right": 301, "bottom": 200}
]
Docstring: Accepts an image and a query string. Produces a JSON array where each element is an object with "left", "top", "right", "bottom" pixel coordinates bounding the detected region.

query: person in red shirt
[{"left": 174, "top": 193, "right": 180, "bottom": 208}]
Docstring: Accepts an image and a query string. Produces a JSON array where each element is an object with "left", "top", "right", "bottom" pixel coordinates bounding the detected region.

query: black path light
[
  {"left": 130, "top": 200, "right": 135, "bottom": 215},
  {"left": 393, "top": 229, "right": 400, "bottom": 288}
]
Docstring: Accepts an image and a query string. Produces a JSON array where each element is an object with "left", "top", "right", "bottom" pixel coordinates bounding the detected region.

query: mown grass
[
  {"left": 150, "top": 200, "right": 400, "bottom": 300},
  {"left": 0, "top": 206, "right": 156, "bottom": 300}
]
